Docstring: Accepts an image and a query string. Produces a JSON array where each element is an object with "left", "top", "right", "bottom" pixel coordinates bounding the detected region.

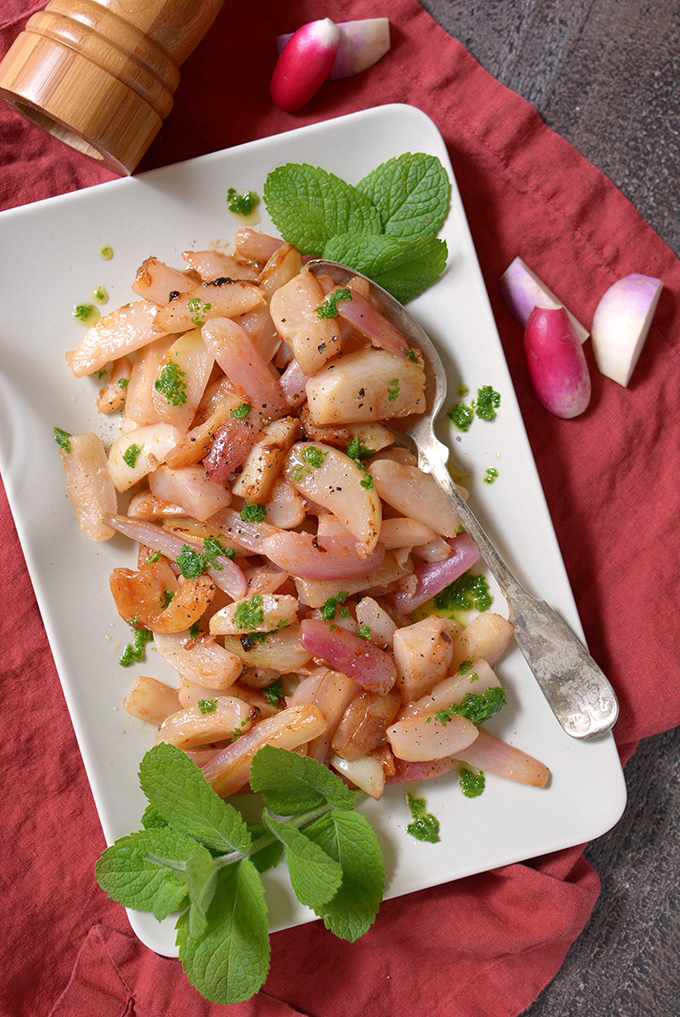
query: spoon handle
[{"left": 419, "top": 443, "right": 619, "bottom": 739}]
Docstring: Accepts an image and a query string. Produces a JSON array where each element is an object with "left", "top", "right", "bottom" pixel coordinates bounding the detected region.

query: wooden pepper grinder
[{"left": 0, "top": 0, "right": 225, "bottom": 175}]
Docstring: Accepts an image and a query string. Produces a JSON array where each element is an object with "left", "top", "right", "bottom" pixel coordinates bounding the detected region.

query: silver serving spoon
[{"left": 309, "top": 260, "right": 619, "bottom": 740}]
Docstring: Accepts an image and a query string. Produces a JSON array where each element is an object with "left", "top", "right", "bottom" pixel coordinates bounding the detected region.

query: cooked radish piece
[
  {"left": 124, "top": 335, "right": 175, "bottom": 427},
  {"left": 499, "top": 256, "right": 589, "bottom": 343},
  {"left": 154, "top": 630, "right": 243, "bottom": 690},
  {"left": 331, "top": 751, "right": 386, "bottom": 800},
  {"left": 109, "top": 562, "right": 215, "bottom": 633},
  {"left": 148, "top": 465, "right": 232, "bottom": 521},
  {"left": 332, "top": 689, "right": 401, "bottom": 760},
  {"left": 220, "top": 624, "right": 313, "bottom": 672},
  {"left": 202, "top": 410, "right": 264, "bottom": 484},
  {"left": 449, "top": 612, "right": 515, "bottom": 672},
  {"left": 201, "top": 704, "right": 327, "bottom": 797},
  {"left": 284, "top": 441, "right": 382, "bottom": 554},
  {"left": 257, "top": 243, "right": 303, "bottom": 298},
  {"left": 123, "top": 675, "right": 181, "bottom": 725},
  {"left": 66, "top": 301, "right": 166, "bottom": 377},
  {"left": 262, "top": 529, "right": 385, "bottom": 579},
  {"left": 306, "top": 347, "right": 426, "bottom": 424},
  {"left": 151, "top": 329, "right": 214, "bottom": 431},
  {"left": 209, "top": 593, "right": 299, "bottom": 635},
  {"left": 392, "top": 615, "right": 455, "bottom": 704},
  {"left": 58, "top": 432, "right": 117, "bottom": 541},
  {"left": 164, "top": 396, "right": 236, "bottom": 470},
  {"left": 300, "top": 618, "right": 397, "bottom": 694},
  {"left": 202, "top": 317, "right": 288, "bottom": 419},
  {"left": 335, "top": 286, "right": 409, "bottom": 358},
  {"left": 108, "top": 422, "right": 185, "bottom": 491},
  {"left": 590, "top": 273, "right": 662, "bottom": 386},
  {"left": 269, "top": 269, "right": 341, "bottom": 375},
  {"left": 270, "top": 17, "right": 340, "bottom": 112},
  {"left": 264, "top": 477, "right": 306, "bottom": 529},
  {"left": 181, "top": 249, "right": 260, "bottom": 282},
  {"left": 295, "top": 550, "right": 412, "bottom": 608},
  {"left": 234, "top": 229, "right": 283, "bottom": 262},
  {"left": 378, "top": 516, "right": 436, "bottom": 550},
  {"left": 132, "top": 257, "right": 196, "bottom": 304},
  {"left": 354, "top": 597, "right": 397, "bottom": 648},
  {"left": 370, "top": 458, "right": 460, "bottom": 538},
  {"left": 156, "top": 697, "right": 253, "bottom": 750},
  {"left": 399, "top": 659, "right": 501, "bottom": 720},
  {"left": 231, "top": 416, "right": 301, "bottom": 503},
  {"left": 306, "top": 669, "right": 360, "bottom": 763},
  {"left": 96, "top": 357, "right": 132, "bottom": 413},
  {"left": 233, "top": 305, "right": 281, "bottom": 363},
  {"left": 455, "top": 729, "right": 549, "bottom": 786},
  {"left": 392, "top": 533, "right": 481, "bottom": 614},
  {"left": 386, "top": 711, "right": 478, "bottom": 762},
  {"left": 153, "top": 280, "right": 265, "bottom": 333},
  {"left": 524, "top": 306, "right": 591, "bottom": 418}
]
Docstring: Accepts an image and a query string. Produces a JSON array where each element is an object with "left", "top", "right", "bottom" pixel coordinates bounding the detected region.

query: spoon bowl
[{"left": 309, "top": 259, "right": 619, "bottom": 740}]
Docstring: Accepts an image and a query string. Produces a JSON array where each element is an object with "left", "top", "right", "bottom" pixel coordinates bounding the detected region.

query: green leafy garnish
[
  {"left": 176, "top": 537, "right": 233, "bottom": 579},
  {"left": 320, "top": 591, "right": 349, "bottom": 621},
  {"left": 262, "top": 678, "right": 284, "bottom": 707},
  {"left": 448, "top": 385, "right": 501, "bottom": 432},
  {"left": 263, "top": 154, "right": 450, "bottom": 304},
  {"left": 301, "top": 445, "right": 327, "bottom": 468},
  {"left": 227, "top": 188, "right": 259, "bottom": 216},
  {"left": 96, "top": 744, "right": 384, "bottom": 1004},
  {"left": 405, "top": 793, "right": 440, "bottom": 843},
  {"left": 316, "top": 287, "right": 352, "bottom": 319},
  {"left": 459, "top": 767, "right": 486, "bottom": 798},
  {"left": 230, "top": 402, "right": 252, "bottom": 419},
  {"left": 53, "top": 426, "right": 71, "bottom": 453},
  {"left": 450, "top": 687, "right": 507, "bottom": 726},
  {"left": 198, "top": 699, "right": 217, "bottom": 714},
  {"left": 119, "top": 625, "right": 154, "bottom": 667},
  {"left": 240, "top": 503, "right": 267, "bottom": 523},
  {"left": 233, "top": 594, "right": 264, "bottom": 630},
  {"left": 122, "top": 443, "right": 143, "bottom": 468},
  {"left": 187, "top": 297, "right": 212, "bottom": 327},
  {"left": 73, "top": 303, "right": 94, "bottom": 321},
  {"left": 433, "top": 570, "right": 493, "bottom": 613},
  {"left": 155, "top": 362, "right": 188, "bottom": 406}
]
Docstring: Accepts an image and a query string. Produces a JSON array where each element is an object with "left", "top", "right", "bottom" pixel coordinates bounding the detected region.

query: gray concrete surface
[{"left": 418, "top": 2, "right": 680, "bottom": 1013}]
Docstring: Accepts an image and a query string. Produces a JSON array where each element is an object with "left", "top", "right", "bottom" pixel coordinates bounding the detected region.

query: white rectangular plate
[{"left": 0, "top": 104, "right": 626, "bottom": 957}]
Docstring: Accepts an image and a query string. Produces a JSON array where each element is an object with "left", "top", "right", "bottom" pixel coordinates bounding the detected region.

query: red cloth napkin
[{"left": 2, "top": 1, "right": 679, "bottom": 1015}]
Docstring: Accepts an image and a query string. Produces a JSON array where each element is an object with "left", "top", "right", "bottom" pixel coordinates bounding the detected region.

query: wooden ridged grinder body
[{"left": 0, "top": 0, "right": 225, "bottom": 174}]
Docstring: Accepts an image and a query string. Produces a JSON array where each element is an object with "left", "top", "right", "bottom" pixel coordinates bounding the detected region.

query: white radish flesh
[
  {"left": 499, "top": 256, "right": 589, "bottom": 343},
  {"left": 524, "top": 306, "right": 591, "bottom": 418},
  {"left": 590, "top": 273, "right": 662, "bottom": 386},
  {"left": 278, "top": 19, "right": 391, "bottom": 81},
  {"left": 58, "top": 432, "right": 117, "bottom": 541}
]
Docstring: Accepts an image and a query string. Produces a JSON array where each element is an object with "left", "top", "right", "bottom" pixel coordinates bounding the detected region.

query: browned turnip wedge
[
  {"left": 284, "top": 441, "right": 382, "bottom": 555},
  {"left": 109, "top": 562, "right": 216, "bottom": 633},
  {"left": 153, "top": 279, "right": 265, "bottom": 333},
  {"left": 132, "top": 257, "right": 197, "bottom": 304},
  {"left": 58, "top": 432, "right": 117, "bottom": 541},
  {"left": 455, "top": 729, "right": 550, "bottom": 787},
  {"left": 66, "top": 301, "right": 168, "bottom": 377},
  {"left": 201, "top": 704, "right": 327, "bottom": 796}
]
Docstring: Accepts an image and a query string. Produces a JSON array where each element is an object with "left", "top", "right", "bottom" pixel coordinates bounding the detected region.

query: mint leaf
[
  {"left": 304, "top": 810, "right": 384, "bottom": 941},
  {"left": 139, "top": 743, "right": 251, "bottom": 855},
  {"left": 185, "top": 846, "right": 219, "bottom": 939},
  {"left": 249, "top": 744, "right": 355, "bottom": 815},
  {"left": 244, "top": 819, "right": 284, "bottom": 873},
  {"left": 176, "top": 859, "right": 269, "bottom": 1005},
  {"left": 357, "top": 152, "right": 450, "bottom": 239},
  {"left": 141, "top": 803, "right": 170, "bottom": 830},
  {"left": 322, "top": 232, "right": 448, "bottom": 304},
  {"left": 263, "top": 163, "right": 382, "bottom": 255},
  {"left": 262, "top": 812, "right": 343, "bottom": 909},
  {"left": 95, "top": 828, "right": 196, "bottom": 920}
]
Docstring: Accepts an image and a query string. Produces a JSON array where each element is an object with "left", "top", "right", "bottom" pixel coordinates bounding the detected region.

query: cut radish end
[
  {"left": 500, "top": 256, "right": 589, "bottom": 344},
  {"left": 270, "top": 18, "right": 340, "bottom": 112},
  {"left": 524, "top": 306, "right": 591, "bottom": 419},
  {"left": 590, "top": 273, "right": 662, "bottom": 387},
  {"left": 277, "top": 18, "right": 391, "bottom": 81}
]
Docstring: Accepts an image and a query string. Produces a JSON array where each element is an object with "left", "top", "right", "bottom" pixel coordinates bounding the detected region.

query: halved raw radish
[
  {"left": 284, "top": 441, "right": 382, "bottom": 555},
  {"left": 499, "top": 256, "right": 589, "bottom": 343},
  {"left": 58, "top": 432, "right": 117, "bottom": 541},
  {"left": 270, "top": 18, "right": 340, "bottom": 112},
  {"left": 300, "top": 618, "right": 397, "bottom": 694},
  {"left": 201, "top": 704, "right": 327, "bottom": 796},
  {"left": 590, "top": 273, "right": 662, "bottom": 386},
  {"left": 524, "top": 306, "right": 591, "bottom": 418},
  {"left": 277, "top": 18, "right": 391, "bottom": 81},
  {"left": 455, "top": 729, "right": 549, "bottom": 787}
]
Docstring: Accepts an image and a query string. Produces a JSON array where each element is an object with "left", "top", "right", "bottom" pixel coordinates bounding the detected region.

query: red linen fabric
[{"left": 1, "top": 1, "right": 678, "bottom": 1015}]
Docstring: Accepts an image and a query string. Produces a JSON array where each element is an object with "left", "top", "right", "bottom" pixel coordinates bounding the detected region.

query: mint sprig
[
  {"left": 95, "top": 743, "right": 384, "bottom": 1005},
  {"left": 263, "top": 152, "right": 451, "bottom": 304}
]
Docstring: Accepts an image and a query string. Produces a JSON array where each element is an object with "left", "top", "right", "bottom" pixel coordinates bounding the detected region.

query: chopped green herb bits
[{"left": 53, "top": 427, "right": 71, "bottom": 453}]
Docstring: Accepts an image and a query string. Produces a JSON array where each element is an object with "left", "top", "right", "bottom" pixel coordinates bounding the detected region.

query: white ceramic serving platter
[{"left": 0, "top": 104, "right": 626, "bottom": 957}]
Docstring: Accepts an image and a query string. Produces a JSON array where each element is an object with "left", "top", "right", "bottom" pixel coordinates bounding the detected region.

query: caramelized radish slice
[
  {"left": 66, "top": 301, "right": 168, "bottom": 377},
  {"left": 300, "top": 618, "right": 397, "bottom": 694},
  {"left": 306, "top": 347, "right": 426, "bottom": 424},
  {"left": 124, "top": 675, "right": 181, "bottom": 725},
  {"left": 370, "top": 458, "right": 460, "bottom": 538},
  {"left": 231, "top": 416, "right": 302, "bottom": 504},
  {"left": 202, "top": 317, "right": 288, "bottom": 419},
  {"left": 499, "top": 256, "right": 589, "bottom": 343},
  {"left": 58, "top": 432, "right": 117, "bottom": 541},
  {"left": 234, "top": 229, "right": 284, "bottom": 262},
  {"left": 455, "top": 729, "right": 549, "bottom": 787},
  {"left": 270, "top": 17, "right": 340, "bottom": 112},
  {"left": 524, "top": 306, "right": 591, "bottom": 418},
  {"left": 220, "top": 624, "right": 313, "bottom": 672},
  {"left": 153, "top": 280, "right": 265, "bottom": 333},
  {"left": 124, "top": 335, "right": 175, "bottom": 427},
  {"left": 164, "top": 397, "right": 239, "bottom": 470},
  {"left": 208, "top": 506, "right": 280, "bottom": 553},
  {"left": 148, "top": 465, "right": 232, "bottom": 522},
  {"left": 132, "top": 257, "right": 196, "bottom": 304},
  {"left": 280, "top": 358, "right": 311, "bottom": 408},
  {"left": 181, "top": 249, "right": 260, "bottom": 282},
  {"left": 109, "top": 563, "right": 215, "bottom": 633},
  {"left": 590, "top": 273, "right": 662, "bottom": 386},
  {"left": 331, "top": 752, "right": 386, "bottom": 800},
  {"left": 306, "top": 670, "right": 360, "bottom": 764},
  {"left": 393, "top": 615, "right": 455, "bottom": 704},
  {"left": 378, "top": 517, "right": 436, "bottom": 550},
  {"left": 386, "top": 756, "right": 456, "bottom": 784},
  {"left": 386, "top": 711, "right": 478, "bottom": 762},
  {"left": 284, "top": 441, "right": 382, "bottom": 554},
  {"left": 257, "top": 243, "right": 303, "bottom": 299},
  {"left": 354, "top": 597, "right": 397, "bottom": 648},
  {"left": 331, "top": 689, "right": 401, "bottom": 760},
  {"left": 399, "top": 660, "right": 502, "bottom": 720},
  {"left": 295, "top": 550, "right": 412, "bottom": 608},
  {"left": 449, "top": 612, "right": 515, "bottom": 672},
  {"left": 269, "top": 270, "right": 341, "bottom": 375},
  {"left": 392, "top": 533, "right": 481, "bottom": 614},
  {"left": 209, "top": 593, "right": 300, "bottom": 635},
  {"left": 154, "top": 630, "right": 243, "bottom": 690},
  {"left": 108, "top": 422, "right": 185, "bottom": 491},
  {"left": 262, "top": 530, "right": 385, "bottom": 580},
  {"left": 335, "top": 286, "right": 409, "bottom": 358},
  {"left": 202, "top": 410, "right": 264, "bottom": 484},
  {"left": 151, "top": 329, "right": 214, "bottom": 431},
  {"left": 156, "top": 697, "right": 253, "bottom": 750},
  {"left": 96, "top": 357, "right": 132, "bottom": 413},
  {"left": 201, "top": 704, "right": 327, "bottom": 796},
  {"left": 264, "top": 477, "right": 306, "bottom": 529}
]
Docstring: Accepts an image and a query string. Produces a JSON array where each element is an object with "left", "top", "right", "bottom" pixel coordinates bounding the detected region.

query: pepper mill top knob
[{"left": 0, "top": 0, "right": 225, "bottom": 175}]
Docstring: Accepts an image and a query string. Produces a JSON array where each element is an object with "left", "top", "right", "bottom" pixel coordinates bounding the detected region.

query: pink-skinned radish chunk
[
  {"left": 277, "top": 19, "right": 391, "bottom": 80},
  {"left": 590, "top": 273, "right": 663, "bottom": 386},
  {"left": 270, "top": 18, "right": 340, "bottom": 112},
  {"left": 500, "top": 256, "right": 589, "bottom": 344},
  {"left": 524, "top": 306, "right": 591, "bottom": 418}
]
